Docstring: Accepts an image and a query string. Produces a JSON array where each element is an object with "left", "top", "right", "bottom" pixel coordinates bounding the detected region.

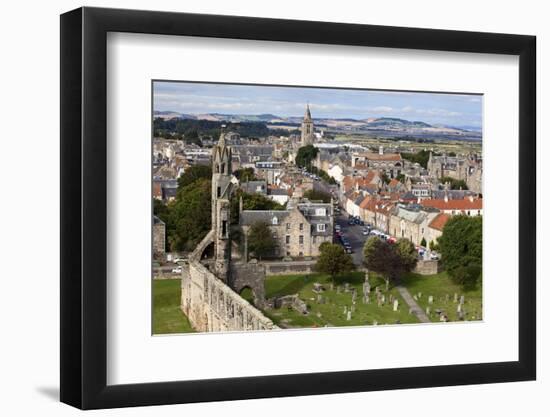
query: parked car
[
  {"left": 172, "top": 267, "right": 182, "bottom": 273},
  {"left": 429, "top": 253, "right": 440, "bottom": 260}
]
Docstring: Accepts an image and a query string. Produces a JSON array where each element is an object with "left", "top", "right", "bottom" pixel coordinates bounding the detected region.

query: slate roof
[{"left": 240, "top": 210, "right": 289, "bottom": 226}]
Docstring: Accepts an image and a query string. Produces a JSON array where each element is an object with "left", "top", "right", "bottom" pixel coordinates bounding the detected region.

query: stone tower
[
  {"left": 301, "top": 104, "right": 315, "bottom": 146},
  {"left": 211, "top": 131, "right": 232, "bottom": 282}
]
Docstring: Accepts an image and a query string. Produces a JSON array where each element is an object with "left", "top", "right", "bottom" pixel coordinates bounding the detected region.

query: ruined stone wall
[
  {"left": 181, "top": 261, "right": 277, "bottom": 332},
  {"left": 413, "top": 259, "right": 440, "bottom": 275},
  {"left": 263, "top": 260, "right": 316, "bottom": 276}
]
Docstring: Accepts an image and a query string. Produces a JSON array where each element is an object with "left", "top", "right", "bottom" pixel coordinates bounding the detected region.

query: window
[
  {"left": 315, "top": 208, "right": 326, "bottom": 216},
  {"left": 222, "top": 220, "right": 227, "bottom": 237},
  {"left": 299, "top": 223, "right": 304, "bottom": 231},
  {"left": 299, "top": 235, "right": 304, "bottom": 245},
  {"left": 299, "top": 251, "right": 303, "bottom": 257},
  {"left": 286, "top": 223, "right": 291, "bottom": 230},
  {"left": 317, "top": 224, "right": 326, "bottom": 232},
  {"left": 272, "top": 216, "right": 278, "bottom": 225},
  {"left": 217, "top": 186, "right": 221, "bottom": 198},
  {"left": 285, "top": 235, "right": 290, "bottom": 244}
]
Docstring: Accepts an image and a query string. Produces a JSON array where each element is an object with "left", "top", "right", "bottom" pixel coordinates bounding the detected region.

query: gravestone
[
  {"left": 313, "top": 282, "right": 324, "bottom": 293},
  {"left": 336, "top": 286, "right": 341, "bottom": 294},
  {"left": 457, "top": 304, "right": 462, "bottom": 313},
  {"left": 317, "top": 294, "right": 323, "bottom": 304},
  {"left": 453, "top": 293, "right": 458, "bottom": 303},
  {"left": 413, "top": 295, "right": 418, "bottom": 301},
  {"left": 393, "top": 299, "right": 399, "bottom": 312},
  {"left": 346, "top": 311, "right": 352, "bottom": 321},
  {"left": 426, "top": 306, "right": 431, "bottom": 315},
  {"left": 445, "top": 294, "right": 450, "bottom": 303},
  {"left": 428, "top": 295, "right": 434, "bottom": 305},
  {"left": 418, "top": 292, "right": 422, "bottom": 298},
  {"left": 344, "top": 282, "right": 350, "bottom": 293},
  {"left": 459, "top": 295, "right": 465, "bottom": 305}
]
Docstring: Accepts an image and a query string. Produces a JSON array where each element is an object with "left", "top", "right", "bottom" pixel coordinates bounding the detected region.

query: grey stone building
[{"left": 240, "top": 198, "right": 333, "bottom": 258}]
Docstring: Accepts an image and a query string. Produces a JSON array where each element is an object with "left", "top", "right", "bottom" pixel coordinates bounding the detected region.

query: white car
[{"left": 172, "top": 267, "right": 182, "bottom": 274}]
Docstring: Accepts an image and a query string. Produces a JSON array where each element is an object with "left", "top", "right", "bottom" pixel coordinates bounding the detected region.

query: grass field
[
  {"left": 400, "top": 271, "right": 483, "bottom": 322},
  {"left": 262, "top": 272, "right": 420, "bottom": 328},
  {"left": 153, "top": 279, "right": 195, "bottom": 334}
]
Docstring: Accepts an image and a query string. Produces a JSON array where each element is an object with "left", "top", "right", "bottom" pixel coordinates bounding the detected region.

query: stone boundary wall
[
  {"left": 262, "top": 260, "right": 317, "bottom": 276},
  {"left": 414, "top": 259, "right": 440, "bottom": 275},
  {"left": 181, "top": 261, "right": 277, "bottom": 332}
]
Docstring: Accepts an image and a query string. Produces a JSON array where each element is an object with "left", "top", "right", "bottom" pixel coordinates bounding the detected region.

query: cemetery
[{"left": 400, "top": 271, "right": 483, "bottom": 322}]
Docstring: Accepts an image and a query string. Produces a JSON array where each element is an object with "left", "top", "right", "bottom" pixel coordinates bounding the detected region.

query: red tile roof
[
  {"left": 428, "top": 213, "right": 450, "bottom": 231},
  {"left": 421, "top": 197, "right": 483, "bottom": 211}
]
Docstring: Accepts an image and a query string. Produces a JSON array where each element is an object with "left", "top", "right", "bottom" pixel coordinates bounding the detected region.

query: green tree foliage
[
  {"left": 303, "top": 189, "right": 332, "bottom": 203},
  {"left": 420, "top": 237, "right": 427, "bottom": 248},
  {"left": 309, "top": 166, "right": 337, "bottom": 185},
  {"left": 314, "top": 243, "right": 355, "bottom": 284},
  {"left": 394, "top": 238, "right": 418, "bottom": 273},
  {"left": 296, "top": 145, "right": 319, "bottom": 169},
  {"left": 233, "top": 167, "right": 257, "bottom": 182},
  {"left": 401, "top": 149, "right": 431, "bottom": 169},
  {"left": 363, "top": 236, "right": 418, "bottom": 287},
  {"left": 183, "top": 129, "right": 202, "bottom": 146},
  {"left": 153, "top": 118, "right": 289, "bottom": 139},
  {"left": 438, "top": 215, "right": 482, "bottom": 288},
  {"left": 153, "top": 199, "right": 170, "bottom": 224},
  {"left": 247, "top": 221, "right": 278, "bottom": 260},
  {"left": 169, "top": 178, "right": 212, "bottom": 251},
  {"left": 177, "top": 165, "right": 212, "bottom": 189},
  {"left": 440, "top": 176, "right": 469, "bottom": 190}
]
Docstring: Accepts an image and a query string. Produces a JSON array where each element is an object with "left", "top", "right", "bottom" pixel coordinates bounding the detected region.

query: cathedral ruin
[{"left": 180, "top": 132, "right": 277, "bottom": 332}]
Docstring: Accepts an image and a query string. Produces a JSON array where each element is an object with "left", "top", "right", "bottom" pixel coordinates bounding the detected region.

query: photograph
[{"left": 152, "top": 81, "right": 483, "bottom": 334}]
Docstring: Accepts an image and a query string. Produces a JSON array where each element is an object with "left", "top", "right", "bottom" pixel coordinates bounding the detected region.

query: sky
[{"left": 153, "top": 81, "right": 483, "bottom": 129}]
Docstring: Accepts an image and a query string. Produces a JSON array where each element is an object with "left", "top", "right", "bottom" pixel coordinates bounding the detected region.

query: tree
[
  {"left": 295, "top": 145, "right": 319, "bottom": 169},
  {"left": 177, "top": 165, "right": 212, "bottom": 189},
  {"left": 438, "top": 215, "right": 482, "bottom": 288},
  {"left": 169, "top": 178, "right": 212, "bottom": 251},
  {"left": 440, "top": 176, "right": 469, "bottom": 190},
  {"left": 363, "top": 236, "right": 417, "bottom": 289},
  {"left": 303, "top": 189, "right": 332, "bottom": 203},
  {"left": 233, "top": 167, "right": 257, "bottom": 182},
  {"left": 314, "top": 243, "right": 355, "bottom": 284},
  {"left": 247, "top": 221, "right": 278, "bottom": 260},
  {"left": 401, "top": 149, "right": 431, "bottom": 169},
  {"left": 394, "top": 238, "right": 418, "bottom": 273},
  {"left": 420, "top": 237, "right": 427, "bottom": 248}
]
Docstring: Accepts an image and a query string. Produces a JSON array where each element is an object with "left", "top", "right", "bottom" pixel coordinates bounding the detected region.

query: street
[{"left": 334, "top": 211, "right": 367, "bottom": 266}]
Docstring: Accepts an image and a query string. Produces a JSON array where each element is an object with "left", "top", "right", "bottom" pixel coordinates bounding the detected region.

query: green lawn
[
  {"left": 262, "top": 272, "right": 420, "bottom": 328},
  {"left": 153, "top": 279, "right": 195, "bottom": 334},
  {"left": 400, "top": 271, "right": 483, "bottom": 322}
]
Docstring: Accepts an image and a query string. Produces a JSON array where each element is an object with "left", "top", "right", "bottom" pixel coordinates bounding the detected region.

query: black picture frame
[{"left": 60, "top": 6, "right": 536, "bottom": 410}]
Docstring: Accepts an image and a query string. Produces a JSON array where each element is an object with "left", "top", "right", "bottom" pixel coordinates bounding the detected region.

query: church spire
[
  {"left": 218, "top": 124, "right": 227, "bottom": 147},
  {"left": 304, "top": 103, "right": 312, "bottom": 121}
]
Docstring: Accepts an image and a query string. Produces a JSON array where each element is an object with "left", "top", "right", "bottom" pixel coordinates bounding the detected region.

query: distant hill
[{"left": 153, "top": 111, "right": 481, "bottom": 140}]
